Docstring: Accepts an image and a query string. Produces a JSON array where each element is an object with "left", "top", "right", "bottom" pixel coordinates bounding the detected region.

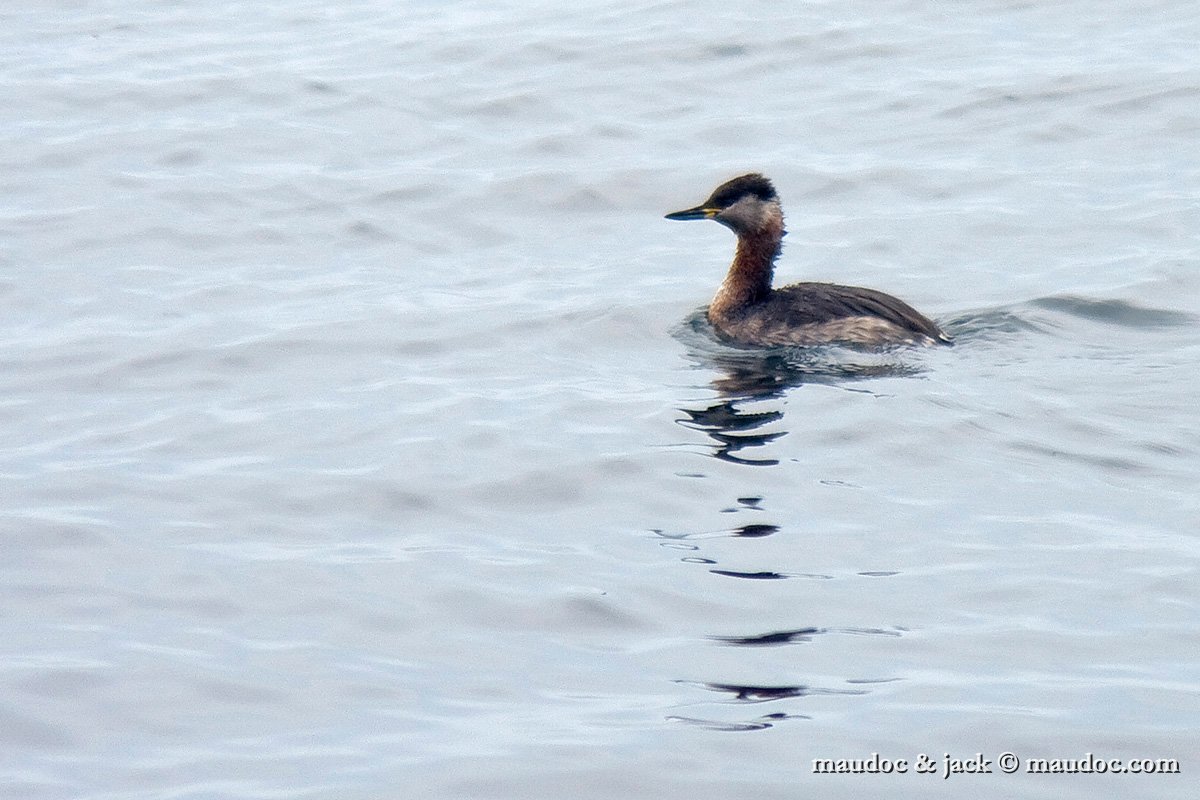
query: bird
[{"left": 665, "top": 173, "right": 951, "bottom": 348}]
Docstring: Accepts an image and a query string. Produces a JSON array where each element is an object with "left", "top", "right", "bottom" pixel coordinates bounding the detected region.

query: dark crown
[{"left": 706, "top": 173, "right": 778, "bottom": 208}]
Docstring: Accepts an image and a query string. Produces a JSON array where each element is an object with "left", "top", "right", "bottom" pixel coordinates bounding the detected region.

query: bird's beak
[{"left": 664, "top": 205, "right": 719, "bottom": 221}]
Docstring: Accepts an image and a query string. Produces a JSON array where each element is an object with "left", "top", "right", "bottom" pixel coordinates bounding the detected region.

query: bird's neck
[{"left": 711, "top": 216, "right": 784, "bottom": 316}]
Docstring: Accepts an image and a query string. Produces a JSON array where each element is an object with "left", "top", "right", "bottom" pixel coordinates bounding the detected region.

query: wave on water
[
  {"left": 945, "top": 294, "right": 1196, "bottom": 344},
  {"left": 1028, "top": 295, "right": 1197, "bottom": 328}
]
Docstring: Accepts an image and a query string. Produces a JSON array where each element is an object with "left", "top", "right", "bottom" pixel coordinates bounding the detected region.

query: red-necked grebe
[{"left": 666, "top": 173, "right": 951, "bottom": 348}]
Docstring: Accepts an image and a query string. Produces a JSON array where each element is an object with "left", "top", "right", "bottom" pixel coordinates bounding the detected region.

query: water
[{"left": 2, "top": 2, "right": 1198, "bottom": 798}]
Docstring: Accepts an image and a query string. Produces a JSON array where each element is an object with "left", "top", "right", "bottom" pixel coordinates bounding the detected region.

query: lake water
[{"left": 2, "top": 2, "right": 1198, "bottom": 798}]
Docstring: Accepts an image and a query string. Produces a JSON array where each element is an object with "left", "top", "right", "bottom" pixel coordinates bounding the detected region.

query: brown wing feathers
[{"left": 773, "top": 283, "right": 947, "bottom": 341}]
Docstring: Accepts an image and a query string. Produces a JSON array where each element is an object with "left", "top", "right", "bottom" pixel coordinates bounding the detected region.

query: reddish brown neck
[{"left": 711, "top": 216, "right": 784, "bottom": 316}]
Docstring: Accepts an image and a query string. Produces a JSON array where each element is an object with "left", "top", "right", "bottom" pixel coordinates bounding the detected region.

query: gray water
[{"left": 2, "top": 2, "right": 1198, "bottom": 798}]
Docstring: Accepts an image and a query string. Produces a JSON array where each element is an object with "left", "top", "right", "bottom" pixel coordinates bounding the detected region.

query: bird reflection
[
  {"left": 676, "top": 398, "right": 784, "bottom": 466},
  {"left": 657, "top": 316, "right": 921, "bottom": 729},
  {"left": 702, "top": 345, "right": 920, "bottom": 397},
  {"left": 709, "top": 628, "right": 822, "bottom": 646},
  {"left": 707, "top": 351, "right": 813, "bottom": 397},
  {"left": 673, "top": 311, "right": 920, "bottom": 465},
  {"left": 689, "top": 681, "right": 813, "bottom": 703}
]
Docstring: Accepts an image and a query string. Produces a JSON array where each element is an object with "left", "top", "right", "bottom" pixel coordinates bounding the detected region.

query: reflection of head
[{"left": 677, "top": 399, "right": 785, "bottom": 466}]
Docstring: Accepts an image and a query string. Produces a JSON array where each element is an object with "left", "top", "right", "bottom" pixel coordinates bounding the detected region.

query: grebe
[{"left": 666, "top": 174, "right": 951, "bottom": 348}]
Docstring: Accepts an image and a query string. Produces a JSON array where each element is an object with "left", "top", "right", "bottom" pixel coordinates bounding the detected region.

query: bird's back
[{"left": 710, "top": 281, "right": 951, "bottom": 348}]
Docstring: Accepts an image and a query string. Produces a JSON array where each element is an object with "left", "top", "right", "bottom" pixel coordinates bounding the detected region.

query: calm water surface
[{"left": 2, "top": 2, "right": 1198, "bottom": 798}]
